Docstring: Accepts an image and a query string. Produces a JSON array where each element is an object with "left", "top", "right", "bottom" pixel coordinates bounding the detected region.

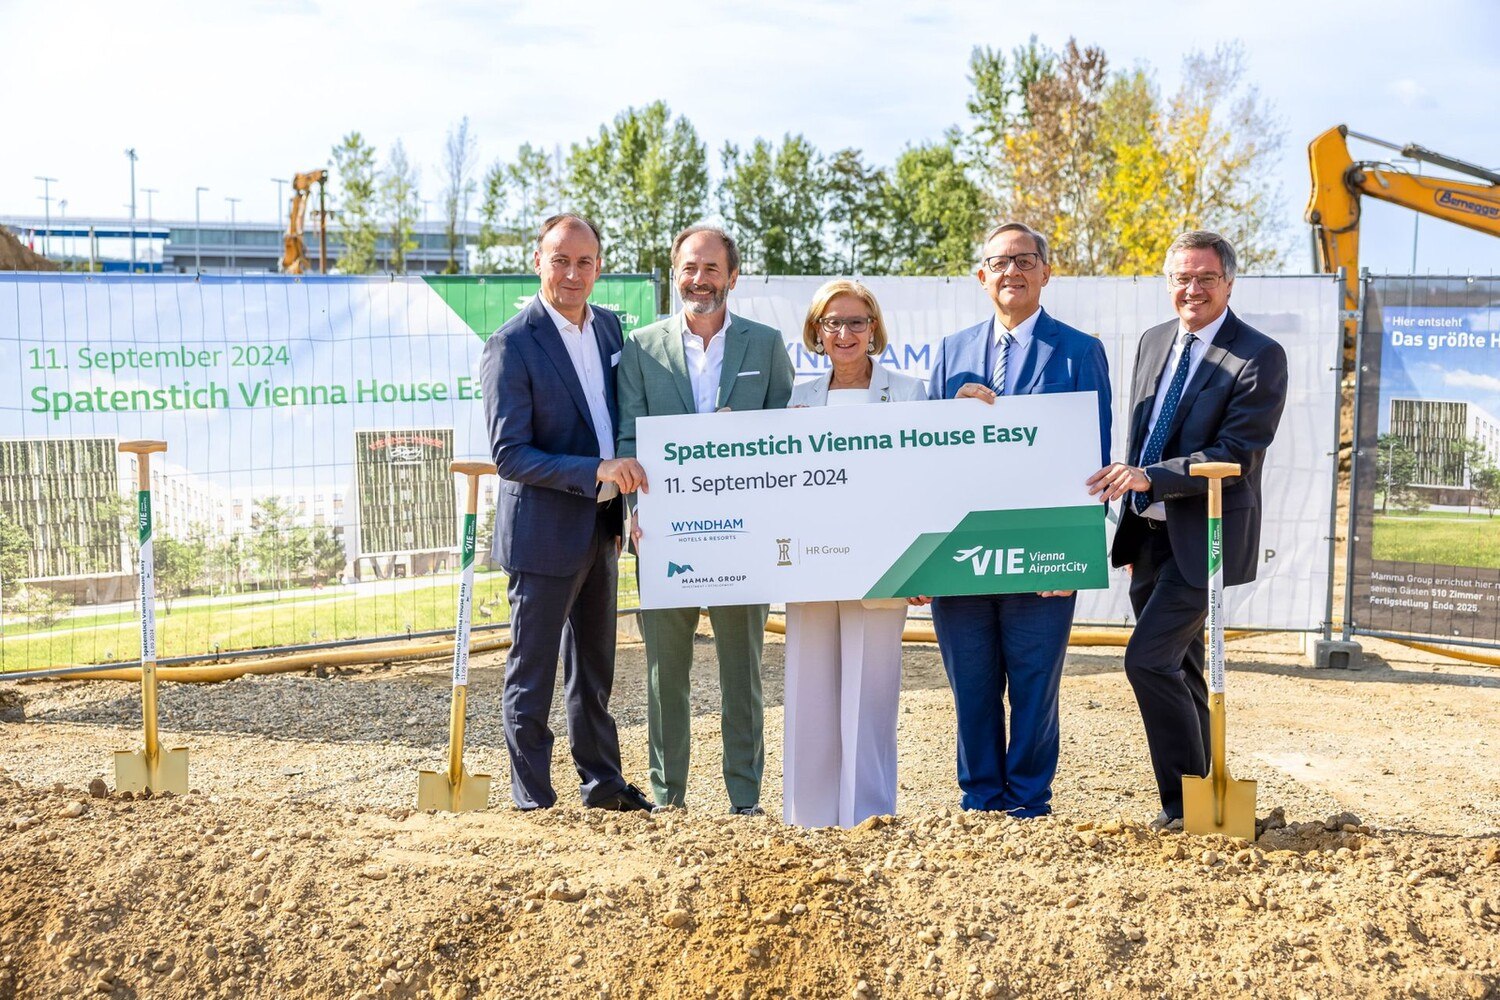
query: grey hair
[
  {"left": 537, "top": 213, "right": 602, "bottom": 254},
  {"left": 671, "top": 224, "right": 741, "bottom": 275},
  {"left": 1164, "top": 230, "right": 1237, "bottom": 282},
  {"left": 981, "top": 221, "right": 1049, "bottom": 266}
]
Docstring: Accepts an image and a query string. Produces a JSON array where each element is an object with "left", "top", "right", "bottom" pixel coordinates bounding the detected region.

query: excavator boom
[{"left": 281, "top": 169, "right": 329, "bottom": 275}]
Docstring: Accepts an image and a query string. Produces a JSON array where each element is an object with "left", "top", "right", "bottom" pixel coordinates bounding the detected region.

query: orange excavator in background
[
  {"left": 1306, "top": 125, "right": 1500, "bottom": 350},
  {"left": 281, "top": 169, "right": 329, "bottom": 274}
]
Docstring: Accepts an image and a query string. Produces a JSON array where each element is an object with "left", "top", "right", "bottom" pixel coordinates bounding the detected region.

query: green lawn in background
[
  {"left": 1372, "top": 512, "right": 1500, "bottom": 566},
  {"left": 1, "top": 558, "right": 642, "bottom": 673}
]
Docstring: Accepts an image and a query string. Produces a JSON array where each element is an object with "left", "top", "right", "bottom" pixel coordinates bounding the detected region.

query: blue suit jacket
[
  {"left": 927, "top": 307, "right": 1112, "bottom": 466},
  {"left": 480, "top": 296, "right": 624, "bottom": 577}
]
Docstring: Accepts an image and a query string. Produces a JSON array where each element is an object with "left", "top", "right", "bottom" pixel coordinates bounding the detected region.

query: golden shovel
[
  {"left": 1182, "top": 461, "right": 1256, "bottom": 841},
  {"left": 417, "top": 461, "right": 496, "bottom": 813},
  {"left": 114, "top": 440, "right": 189, "bottom": 795}
]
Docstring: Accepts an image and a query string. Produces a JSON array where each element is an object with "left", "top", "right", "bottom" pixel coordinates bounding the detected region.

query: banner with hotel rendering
[{"left": 1350, "top": 277, "right": 1500, "bottom": 643}]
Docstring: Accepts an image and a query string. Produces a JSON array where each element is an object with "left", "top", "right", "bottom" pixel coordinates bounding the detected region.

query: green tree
[
  {"left": 250, "top": 498, "right": 310, "bottom": 591},
  {"left": 332, "top": 131, "right": 380, "bottom": 274},
  {"left": 441, "top": 116, "right": 478, "bottom": 274},
  {"left": 824, "top": 148, "right": 894, "bottom": 274},
  {"left": 309, "top": 529, "right": 347, "bottom": 584},
  {"left": 719, "top": 134, "right": 828, "bottom": 275},
  {"left": 1377, "top": 434, "right": 1425, "bottom": 515},
  {"left": 155, "top": 533, "right": 207, "bottom": 613},
  {"left": 209, "top": 532, "right": 246, "bottom": 595},
  {"left": 9, "top": 586, "right": 72, "bottom": 632},
  {"left": 478, "top": 143, "right": 563, "bottom": 273},
  {"left": 0, "top": 513, "right": 29, "bottom": 586},
  {"left": 566, "top": 101, "right": 709, "bottom": 282},
  {"left": 382, "top": 139, "right": 421, "bottom": 275},
  {"left": 1471, "top": 462, "right": 1500, "bottom": 517},
  {"left": 884, "top": 131, "right": 987, "bottom": 276}
]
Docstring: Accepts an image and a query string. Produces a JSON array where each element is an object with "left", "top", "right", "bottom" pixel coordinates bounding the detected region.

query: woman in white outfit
[{"left": 783, "top": 279, "right": 928, "bottom": 828}]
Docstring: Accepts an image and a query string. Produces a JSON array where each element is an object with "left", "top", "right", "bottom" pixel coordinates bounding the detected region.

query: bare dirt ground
[{"left": 1, "top": 628, "right": 1498, "bottom": 999}]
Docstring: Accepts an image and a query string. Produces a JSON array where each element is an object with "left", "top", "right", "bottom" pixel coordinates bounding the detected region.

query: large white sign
[
  {"left": 635, "top": 394, "right": 1108, "bottom": 609},
  {"left": 711, "top": 276, "right": 1340, "bottom": 630}
]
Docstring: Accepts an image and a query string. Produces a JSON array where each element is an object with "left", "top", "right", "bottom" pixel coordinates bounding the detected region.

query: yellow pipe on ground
[
  {"left": 36, "top": 636, "right": 513, "bottom": 684},
  {"left": 762, "top": 617, "right": 1251, "bottom": 647},
  {"left": 1392, "top": 640, "right": 1500, "bottom": 668}
]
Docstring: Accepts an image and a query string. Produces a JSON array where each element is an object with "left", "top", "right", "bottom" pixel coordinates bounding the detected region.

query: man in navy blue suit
[
  {"left": 923, "top": 221, "right": 1112, "bottom": 817},
  {"left": 479, "top": 213, "right": 653, "bottom": 812}
]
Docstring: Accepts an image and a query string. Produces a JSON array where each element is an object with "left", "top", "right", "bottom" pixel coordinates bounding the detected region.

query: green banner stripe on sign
[
  {"left": 422, "top": 276, "right": 657, "bottom": 341},
  {"left": 865, "top": 504, "right": 1107, "bottom": 599}
]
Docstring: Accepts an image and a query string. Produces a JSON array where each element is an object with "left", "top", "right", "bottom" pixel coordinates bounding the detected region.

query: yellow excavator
[
  {"left": 1306, "top": 125, "right": 1500, "bottom": 348},
  {"left": 281, "top": 169, "right": 329, "bottom": 274}
]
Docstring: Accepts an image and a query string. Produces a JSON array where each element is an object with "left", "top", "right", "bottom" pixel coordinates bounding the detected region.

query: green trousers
[{"left": 640, "top": 604, "right": 767, "bottom": 808}]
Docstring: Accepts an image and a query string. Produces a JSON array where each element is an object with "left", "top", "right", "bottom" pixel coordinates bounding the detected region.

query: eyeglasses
[
  {"left": 1167, "top": 272, "right": 1226, "bottom": 289},
  {"left": 980, "top": 252, "right": 1042, "bottom": 272},
  {"left": 818, "top": 316, "right": 873, "bottom": 334}
]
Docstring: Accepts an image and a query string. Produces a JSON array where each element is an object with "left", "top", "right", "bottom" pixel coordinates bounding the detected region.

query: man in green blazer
[{"left": 616, "top": 224, "right": 795, "bottom": 814}]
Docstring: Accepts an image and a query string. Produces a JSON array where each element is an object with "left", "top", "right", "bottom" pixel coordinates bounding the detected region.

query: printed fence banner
[
  {"left": 0, "top": 273, "right": 655, "bottom": 671},
  {"left": 1349, "top": 277, "right": 1500, "bottom": 645},
  {"left": 721, "top": 275, "right": 1341, "bottom": 631}
]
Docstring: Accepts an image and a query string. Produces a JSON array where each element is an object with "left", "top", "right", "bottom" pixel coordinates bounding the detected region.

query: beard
[{"left": 681, "top": 283, "right": 728, "bottom": 315}]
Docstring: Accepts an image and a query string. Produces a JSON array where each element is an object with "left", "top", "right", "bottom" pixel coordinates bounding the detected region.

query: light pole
[
  {"left": 142, "top": 187, "right": 158, "bottom": 269},
  {"left": 125, "top": 149, "right": 138, "bottom": 270},
  {"left": 195, "top": 186, "right": 209, "bottom": 272},
  {"left": 421, "top": 197, "right": 432, "bottom": 271},
  {"left": 271, "top": 177, "right": 288, "bottom": 232},
  {"left": 225, "top": 197, "right": 241, "bottom": 271},
  {"left": 58, "top": 199, "right": 68, "bottom": 262},
  {"left": 34, "top": 176, "right": 57, "bottom": 257}
]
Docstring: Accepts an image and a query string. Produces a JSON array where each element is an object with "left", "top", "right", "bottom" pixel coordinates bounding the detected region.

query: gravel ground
[{"left": 1, "top": 627, "right": 1497, "bottom": 998}]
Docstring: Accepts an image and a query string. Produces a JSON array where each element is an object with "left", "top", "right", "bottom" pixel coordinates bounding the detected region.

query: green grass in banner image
[
  {"left": 1372, "top": 511, "right": 1500, "bottom": 568},
  {"left": 1, "top": 561, "right": 643, "bottom": 673}
]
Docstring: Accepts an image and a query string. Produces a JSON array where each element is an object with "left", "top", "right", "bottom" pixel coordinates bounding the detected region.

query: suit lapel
[
  {"left": 716, "top": 314, "right": 751, "bottom": 409},
  {"left": 1162, "top": 310, "right": 1239, "bottom": 446},
  {"left": 1017, "top": 310, "right": 1056, "bottom": 394},
  {"left": 869, "top": 362, "right": 893, "bottom": 402},
  {"left": 592, "top": 311, "right": 618, "bottom": 423},
  {"left": 528, "top": 298, "right": 595, "bottom": 431},
  {"left": 1130, "top": 321, "right": 1176, "bottom": 461},
  {"left": 662, "top": 315, "right": 696, "bottom": 413}
]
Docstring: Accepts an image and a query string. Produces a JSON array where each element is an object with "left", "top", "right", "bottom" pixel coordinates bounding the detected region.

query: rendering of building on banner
[
  {"left": 1388, "top": 398, "right": 1500, "bottom": 504},
  {"left": 347, "top": 428, "right": 460, "bottom": 581}
]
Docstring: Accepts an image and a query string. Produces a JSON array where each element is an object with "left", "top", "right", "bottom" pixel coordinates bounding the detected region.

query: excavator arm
[
  {"left": 281, "top": 169, "right": 329, "bottom": 275},
  {"left": 1306, "top": 125, "right": 1500, "bottom": 348}
]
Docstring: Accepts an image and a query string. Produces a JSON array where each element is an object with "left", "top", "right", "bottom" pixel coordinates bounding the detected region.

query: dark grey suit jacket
[
  {"left": 1110, "top": 308, "right": 1288, "bottom": 588},
  {"left": 480, "top": 297, "right": 624, "bottom": 577}
]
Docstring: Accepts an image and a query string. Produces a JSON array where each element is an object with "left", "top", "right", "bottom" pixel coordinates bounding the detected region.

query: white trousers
[{"left": 782, "top": 600, "right": 906, "bottom": 828}]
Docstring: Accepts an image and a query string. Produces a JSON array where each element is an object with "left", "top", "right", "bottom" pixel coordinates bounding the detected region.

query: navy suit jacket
[
  {"left": 480, "top": 296, "right": 624, "bottom": 577},
  {"left": 927, "top": 307, "right": 1112, "bottom": 467},
  {"left": 1109, "top": 308, "right": 1288, "bottom": 588}
]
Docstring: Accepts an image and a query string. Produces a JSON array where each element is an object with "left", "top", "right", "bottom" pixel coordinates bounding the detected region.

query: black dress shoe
[{"left": 591, "top": 782, "right": 653, "bottom": 812}]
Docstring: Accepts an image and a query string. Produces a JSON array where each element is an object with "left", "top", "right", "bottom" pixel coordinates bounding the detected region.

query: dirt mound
[
  {"left": 0, "top": 228, "right": 58, "bottom": 271},
  {"left": 1, "top": 632, "right": 1498, "bottom": 998}
]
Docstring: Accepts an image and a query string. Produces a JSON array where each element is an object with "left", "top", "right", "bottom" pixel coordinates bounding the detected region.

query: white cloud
[
  {"left": 1444, "top": 370, "right": 1500, "bottom": 393},
  {"left": 1385, "top": 78, "right": 1436, "bottom": 109}
]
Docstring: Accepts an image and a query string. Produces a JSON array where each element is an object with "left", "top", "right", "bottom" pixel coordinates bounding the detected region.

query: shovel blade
[
  {"left": 417, "top": 767, "right": 491, "bottom": 813},
  {"left": 114, "top": 745, "right": 189, "bottom": 796},
  {"left": 1182, "top": 772, "right": 1257, "bottom": 841}
]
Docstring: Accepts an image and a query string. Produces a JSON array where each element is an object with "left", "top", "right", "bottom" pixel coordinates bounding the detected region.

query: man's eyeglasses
[
  {"left": 818, "top": 316, "right": 873, "bottom": 334},
  {"left": 980, "top": 252, "right": 1042, "bottom": 273},
  {"left": 1167, "top": 272, "right": 1226, "bottom": 290}
]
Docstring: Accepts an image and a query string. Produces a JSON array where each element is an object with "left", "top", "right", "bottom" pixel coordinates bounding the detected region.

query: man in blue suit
[
  {"left": 479, "top": 213, "right": 653, "bottom": 812},
  {"left": 923, "top": 221, "right": 1112, "bottom": 817}
]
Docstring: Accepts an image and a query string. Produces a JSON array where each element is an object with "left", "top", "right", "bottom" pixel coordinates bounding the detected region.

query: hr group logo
[
  {"left": 776, "top": 538, "right": 793, "bottom": 567},
  {"left": 667, "top": 562, "right": 695, "bottom": 578}
]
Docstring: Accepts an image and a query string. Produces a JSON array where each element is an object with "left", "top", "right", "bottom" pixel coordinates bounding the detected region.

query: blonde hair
[{"left": 801, "top": 279, "right": 889, "bottom": 354}]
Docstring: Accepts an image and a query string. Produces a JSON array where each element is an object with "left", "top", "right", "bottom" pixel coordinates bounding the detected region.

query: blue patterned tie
[
  {"left": 1132, "top": 332, "right": 1198, "bottom": 514},
  {"left": 990, "top": 331, "right": 1012, "bottom": 396}
]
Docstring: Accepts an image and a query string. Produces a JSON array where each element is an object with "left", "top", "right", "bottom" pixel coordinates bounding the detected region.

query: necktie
[
  {"left": 1132, "top": 332, "right": 1198, "bottom": 514},
  {"left": 990, "top": 331, "right": 1013, "bottom": 396}
]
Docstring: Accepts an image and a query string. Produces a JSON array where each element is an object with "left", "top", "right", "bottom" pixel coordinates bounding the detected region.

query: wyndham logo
[
  {"left": 667, "top": 562, "right": 695, "bottom": 578},
  {"left": 669, "top": 518, "right": 746, "bottom": 537}
]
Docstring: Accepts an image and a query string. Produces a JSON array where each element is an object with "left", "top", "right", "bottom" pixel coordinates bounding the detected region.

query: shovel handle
[{"left": 120, "top": 440, "right": 168, "bottom": 490}]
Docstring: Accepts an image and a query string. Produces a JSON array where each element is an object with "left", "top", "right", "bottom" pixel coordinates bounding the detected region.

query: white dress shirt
[
  {"left": 991, "top": 308, "right": 1042, "bottom": 397},
  {"left": 539, "top": 296, "right": 617, "bottom": 502},
  {"left": 682, "top": 311, "right": 732, "bottom": 414},
  {"left": 1139, "top": 308, "right": 1228, "bottom": 520}
]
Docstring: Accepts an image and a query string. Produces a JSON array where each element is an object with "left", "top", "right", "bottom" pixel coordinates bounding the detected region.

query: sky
[{"left": 4, "top": 0, "right": 1498, "bottom": 275}]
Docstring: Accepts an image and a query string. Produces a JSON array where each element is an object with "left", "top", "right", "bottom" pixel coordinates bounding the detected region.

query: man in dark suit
[
  {"left": 1086, "top": 230, "right": 1288, "bottom": 829},
  {"left": 479, "top": 212, "right": 652, "bottom": 812},
  {"left": 923, "top": 220, "right": 1112, "bottom": 817}
]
